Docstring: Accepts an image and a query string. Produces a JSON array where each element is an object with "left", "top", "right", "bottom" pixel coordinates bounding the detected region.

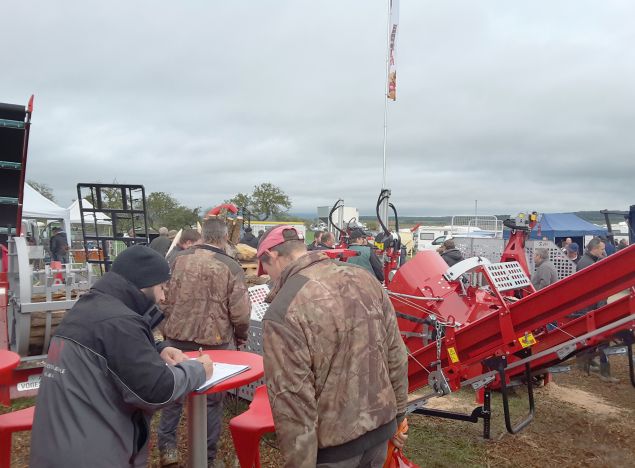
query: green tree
[
  {"left": 146, "top": 192, "right": 200, "bottom": 230},
  {"left": 250, "top": 183, "right": 292, "bottom": 221},
  {"left": 28, "top": 180, "right": 55, "bottom": 202}
]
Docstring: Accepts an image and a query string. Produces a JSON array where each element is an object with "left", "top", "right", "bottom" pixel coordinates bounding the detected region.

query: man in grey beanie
[{"left": 30, "top": 245, "right": 214, "bottom": 467}]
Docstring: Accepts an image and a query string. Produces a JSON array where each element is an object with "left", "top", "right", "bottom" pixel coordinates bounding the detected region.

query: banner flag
[{"left": 387, "top": 0, "right": 399, "bottom": 101}]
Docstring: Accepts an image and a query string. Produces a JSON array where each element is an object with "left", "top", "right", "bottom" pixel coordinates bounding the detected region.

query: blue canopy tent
[{"left": 504, "top": 213, "right": 607, "bottom": 242}]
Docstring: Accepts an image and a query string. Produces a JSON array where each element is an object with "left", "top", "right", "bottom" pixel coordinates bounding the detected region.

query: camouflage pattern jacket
[
  {"left": 263, "top": 251, "right": 409, "bottom": 467},
  {"left": 162, "top": 244, "right": 250, "bottom": 346}
]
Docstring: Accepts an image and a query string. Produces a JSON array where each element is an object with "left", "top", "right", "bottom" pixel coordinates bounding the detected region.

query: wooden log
[{"left": 236, "top": 244, "right": 257, "bottom": 262}]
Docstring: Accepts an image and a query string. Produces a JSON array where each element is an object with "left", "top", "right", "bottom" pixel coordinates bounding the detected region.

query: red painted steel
[{"left": 390, "top": 244, "right": 635, "bottom": 393}]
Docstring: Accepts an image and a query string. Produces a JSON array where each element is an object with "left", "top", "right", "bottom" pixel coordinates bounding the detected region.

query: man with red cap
[{"left": 258, "top": 225, "right": 409, "bottom": 468}]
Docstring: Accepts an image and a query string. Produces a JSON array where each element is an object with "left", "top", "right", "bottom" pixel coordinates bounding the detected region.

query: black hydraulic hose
[
  {"left": 389, "top": 202, "right": 402, "bottom": 249},
  {"left": 376, "top": 190, "right": 391, "bottom": 236}
]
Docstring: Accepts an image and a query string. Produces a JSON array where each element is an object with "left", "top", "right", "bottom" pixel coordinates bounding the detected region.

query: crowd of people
[
  {"left": 29, "top": 218, "right": 632, "bottom": 467},
  {"left": 530, "top": 235, "right": 629, "bottom": 383},
  {"left": 31, "top": 221, "right": 408, "bottom": 468}
]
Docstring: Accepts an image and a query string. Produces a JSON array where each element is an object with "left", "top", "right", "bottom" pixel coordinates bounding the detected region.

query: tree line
[{"left": 28, "top": 180, "right": 293, "bottom": 230}]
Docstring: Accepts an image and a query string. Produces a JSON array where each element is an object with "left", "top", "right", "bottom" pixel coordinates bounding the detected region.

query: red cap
[{"left": 256, "top": 225, "right": 304, "bottom": 275}]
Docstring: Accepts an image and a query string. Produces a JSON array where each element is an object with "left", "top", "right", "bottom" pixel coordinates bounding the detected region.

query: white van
[
  {"left": 415, "top": 226, "right": 451, "bottom": 251},
  {"left": 415, "top": 216, "right": 502, "bottom": 252}
]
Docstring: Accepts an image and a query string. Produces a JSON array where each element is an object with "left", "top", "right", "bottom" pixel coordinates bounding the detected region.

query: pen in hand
[{"left": 199, "top": 347, "right": 203, "bottom": 357}]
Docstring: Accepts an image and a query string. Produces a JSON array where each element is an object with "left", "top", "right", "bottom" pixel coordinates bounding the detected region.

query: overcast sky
[{"left": 3, "top": 1, "right": 635, "bottom": 216}]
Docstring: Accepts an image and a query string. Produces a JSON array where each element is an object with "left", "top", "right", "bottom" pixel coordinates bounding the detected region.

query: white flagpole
[{"left": 382, "top": 0, "right": 391, "bottom": 189}]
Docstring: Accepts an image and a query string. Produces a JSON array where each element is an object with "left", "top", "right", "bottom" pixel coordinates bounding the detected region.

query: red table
[
  {"left": 0, "top": 350, "right": 20, "bottom": 406},
  {"left": 184, "top": 350, "right": 264, "bottom": 468}
]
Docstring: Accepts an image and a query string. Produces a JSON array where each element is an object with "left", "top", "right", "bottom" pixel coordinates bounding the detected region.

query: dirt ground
[{"left": 3, "top": 355, "right": 633, "bottom": 467}]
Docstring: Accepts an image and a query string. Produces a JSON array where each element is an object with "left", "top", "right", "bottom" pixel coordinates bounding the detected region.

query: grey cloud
[{"left": 3, "top": 1, "right": 634, "bottom": 218}]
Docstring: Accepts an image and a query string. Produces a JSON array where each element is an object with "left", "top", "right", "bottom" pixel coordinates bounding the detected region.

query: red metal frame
[
  {"left": 390, "top": 244, "right": 635, "bottom": 394},
  {"left": 206, "top": 203, "right": 238, "bottom": 217},
  {"left": 322, "top": 248, "right": 359, "bottom": 261},
  {"left": 499, "top": 212, "right": 537, "bottom": 278}
]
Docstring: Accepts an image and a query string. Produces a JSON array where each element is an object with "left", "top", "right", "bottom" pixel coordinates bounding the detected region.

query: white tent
[
  {"left": 23, "top": 183, "right": 72, "bottom": 245},
  {"left": 68, "top": 199, "right": 111, "bottom": 225}
]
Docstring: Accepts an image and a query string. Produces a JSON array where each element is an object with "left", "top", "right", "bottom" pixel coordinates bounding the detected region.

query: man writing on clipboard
[
  {"left": 158, "top": 218, "right": 250, "bottom": 467},
  {"left": 30, "top": 245, "right": 214, "bottom": 467}
]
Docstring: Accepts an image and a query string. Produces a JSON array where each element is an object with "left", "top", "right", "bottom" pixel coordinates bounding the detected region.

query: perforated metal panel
[
  {"left": 453, "top": 238, "right": 505, "bottom": 262},
  {"left": 248, "top": 284, "right": 270, "bottom": 321},
  {"left": 485, "top": 262, "right": 532, "bottom": 292},
  {"left": 236, "top": 284, "right": 270, "bottom": 400},
  {"left": 452, "top": 238, "right": 577, "bottom": 281},
  {"left": 527, "top": 240, "right": 577, "bottom": 280}
]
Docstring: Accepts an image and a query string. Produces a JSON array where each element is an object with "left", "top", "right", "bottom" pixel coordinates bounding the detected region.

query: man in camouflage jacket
[
  {"left": 257, "top": 226, "right": 409, "bottom": 468},
  {"left": 157, "top": 218, "right": 250, "bottom": 466}
]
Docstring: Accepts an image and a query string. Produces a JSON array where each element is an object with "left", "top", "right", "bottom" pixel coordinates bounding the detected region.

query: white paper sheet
[{"left": 195, "top": 362, "right": 250, "bottom": 392}]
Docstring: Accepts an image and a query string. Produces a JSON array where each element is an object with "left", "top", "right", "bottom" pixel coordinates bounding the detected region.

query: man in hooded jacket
[
  {"left": 239, "top": 226, "right": 259, "bottom": 249},
  {"left": 440, "top": 239, "right": 464, "bottom": 267},
  {"left": 30, "top": 245, "right": 213, "bottom": 467}
]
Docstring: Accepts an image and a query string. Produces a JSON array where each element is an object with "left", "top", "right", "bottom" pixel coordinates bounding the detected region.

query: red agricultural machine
[{"left": 370, "top": 191, "right": 635, "bottom": 438}]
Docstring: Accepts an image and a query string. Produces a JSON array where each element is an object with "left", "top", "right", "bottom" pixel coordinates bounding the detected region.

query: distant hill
[
  {"left": 355, "top": 211, "right": 627, "bottom": 228},
  {"left": 574, "top": 211, "right": 628, "bottom": 226}
]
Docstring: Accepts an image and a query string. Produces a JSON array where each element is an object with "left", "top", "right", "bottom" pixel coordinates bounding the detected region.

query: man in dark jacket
[
  {"left": 347, "top": 228, "right": 384, "bottom": 282},
  {"left": 30, "top": 245, "right": 213, "bottom": 468},
  {"left": 307, "top": 231, "right": 323, "bottom": 251},
  {"left": 239, "top": 226, "right": 259, "bottom": 249},
  {"left": 165, "top": 228, "right": 201, "bottom": 269},
  {"left": 577, "top": 237, "right": 605, "bottom": 270},
  {"left": 150, "top": 227, "right": 172, "bottom": 256},
  {"left": 440, "top": 239, "right": 464, "bottom": 267},
  {"left": 257, "top": 226, "right": 408, "bottom": 468},
  {"left": 574, "top": 238, "right": 618, "bottom": 383},
  {"left": 49, "top": 227, "right": 69, "bottom": 263},
  {"left": 316, "top": 231, "right": 335, "bottom": 249}
]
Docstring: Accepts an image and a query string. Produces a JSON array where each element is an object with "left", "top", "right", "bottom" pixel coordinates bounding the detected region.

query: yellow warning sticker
[
  {"left": 519, "top": 333, "right": 537, "bottom": 348},
  {"left": 447, "top": 347, "right": 460, "bottom": 363}
]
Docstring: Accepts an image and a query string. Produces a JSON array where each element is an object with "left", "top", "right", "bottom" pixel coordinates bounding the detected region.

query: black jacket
[
  {"left": 577, "top": 251, "right": 601, "bottom": 270},
  {"left": 149, "top": 235, "right": 172, "bottom": 257},
  {"left": 441, "top": 248, "right": 464, "bottom": 267},
  {"left": 240, "top": 232, "right": 259, "bottom": 249},
  {"left": 49, "top": 232, "right": 68, "bottom": 257},
  {"left": 573, "top": 251, "right": 606, "bottom": 314},
  {"left": 30, "top": 272, "right": 205, "bottom": 467}
]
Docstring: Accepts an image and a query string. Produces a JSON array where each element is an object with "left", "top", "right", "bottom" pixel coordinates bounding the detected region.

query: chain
[{"left": 435, "top": 320, "right": 445, "bottom": 362}]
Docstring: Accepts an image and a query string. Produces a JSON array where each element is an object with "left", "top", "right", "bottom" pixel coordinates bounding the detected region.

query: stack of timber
[
  {"left": 28, "top": 291, "right": 82, "bottom": 354},
  {"left": 236, "top": 243, "right": 268, "bottom": 286}
]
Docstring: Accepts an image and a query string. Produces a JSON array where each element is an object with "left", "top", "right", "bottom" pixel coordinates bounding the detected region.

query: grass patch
[
  {"left": 405, "top": 414, "right": 487, "bottom": 467},
  {"left": 0, "top": 397, "right": 36, "bottom": 414}
]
